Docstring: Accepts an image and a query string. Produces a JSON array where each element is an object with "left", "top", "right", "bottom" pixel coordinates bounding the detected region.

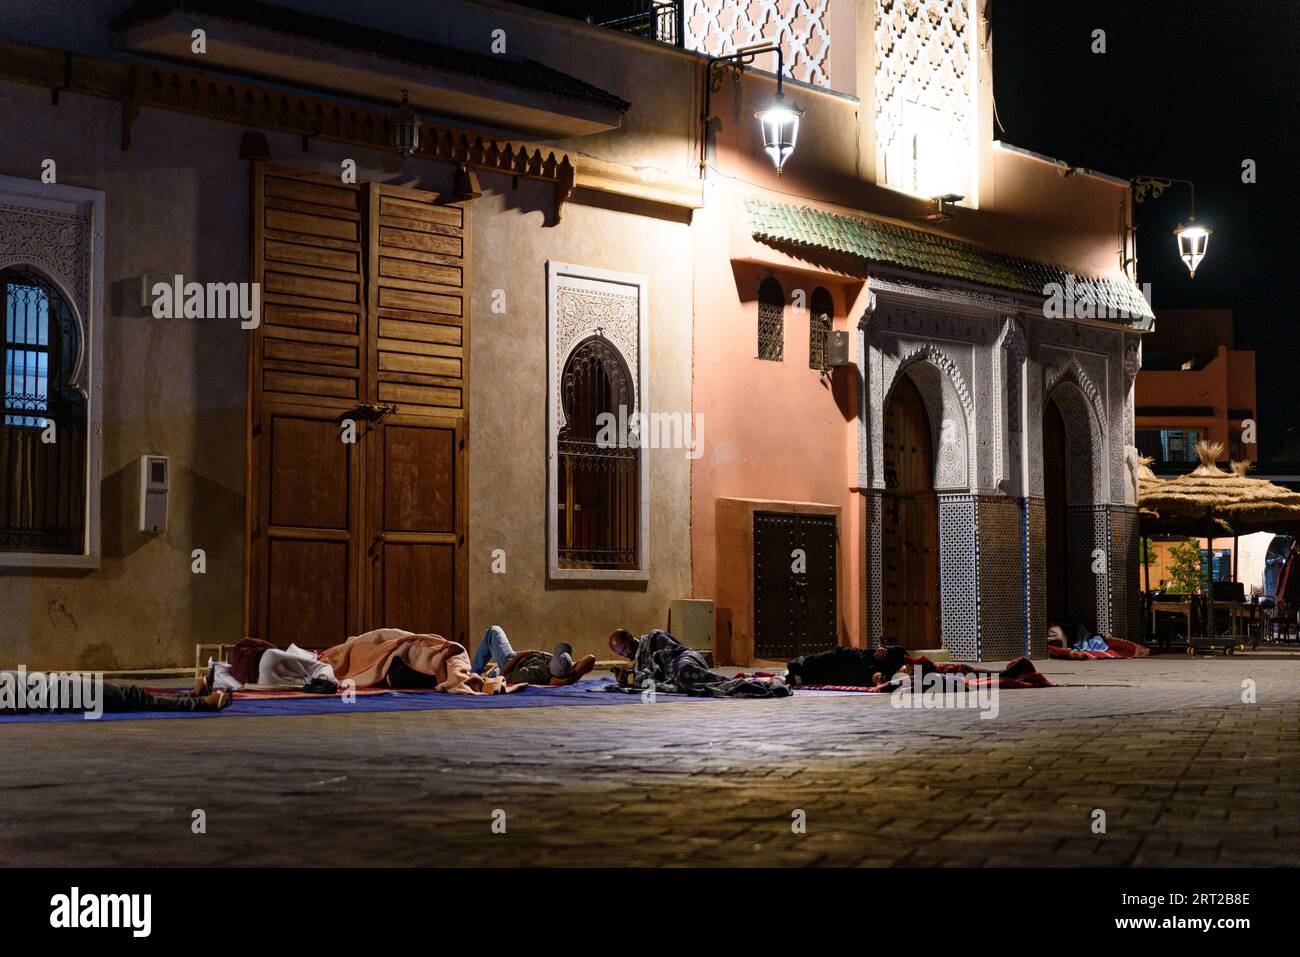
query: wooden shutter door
[
  {"left": 362, "top": 183, "right": 468, "bottom": 645},
  {"left": 247, "top": 165, "right": 366, "bottom": 648}
]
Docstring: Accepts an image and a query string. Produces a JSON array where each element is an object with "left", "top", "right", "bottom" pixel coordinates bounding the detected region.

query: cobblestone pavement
[{"left": 2, "top": 653, "right": 1298, "bottom": 867}]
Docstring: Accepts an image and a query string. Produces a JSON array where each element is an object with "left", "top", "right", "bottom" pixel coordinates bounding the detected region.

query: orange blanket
[{"left": 321, "top": 628, "right": 520, "bottom": 694}]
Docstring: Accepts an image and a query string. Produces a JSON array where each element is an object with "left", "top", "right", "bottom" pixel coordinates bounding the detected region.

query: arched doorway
[
  {"left": 881, "top": 373, "right": 939, "bottom": 649},
  {"left": 1043, "top": 396, "right": 1070, "bottom": 625}
]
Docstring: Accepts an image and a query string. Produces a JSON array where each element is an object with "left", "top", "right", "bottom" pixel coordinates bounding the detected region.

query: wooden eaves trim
[{"left": 0, "top": 38, "right": 584, "bottom": 221}]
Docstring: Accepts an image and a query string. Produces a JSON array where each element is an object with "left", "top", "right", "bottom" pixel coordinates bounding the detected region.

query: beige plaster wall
[
  {"left": 0, "top": 81, "right": 248, "bottom": 671},
  {"left": 0, "top": 73, "right": 694, "bottom": 669},
  {"left": 465, "top": 177, "right": 695, "bottom": 661}
]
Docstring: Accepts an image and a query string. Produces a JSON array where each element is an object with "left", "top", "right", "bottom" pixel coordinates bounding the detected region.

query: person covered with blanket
[
  {"left": 1047, "top": 622, "right": 1109, "bottom": 653},
  {"left": 607, "top": 628, "right": 790, "bottom": 697},
  {"left": 785, "top": 643, "right": 1042, "bottom": 690}
]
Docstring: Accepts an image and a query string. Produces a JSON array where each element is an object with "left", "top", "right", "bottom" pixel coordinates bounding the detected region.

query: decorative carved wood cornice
[{"left": 0, "top": 39, "right": 578, "bottom": 221}]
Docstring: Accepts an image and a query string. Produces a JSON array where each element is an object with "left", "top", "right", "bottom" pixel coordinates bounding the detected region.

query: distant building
[{"left": 1135, "top": 309, "right": 1257, "bottom": 470}]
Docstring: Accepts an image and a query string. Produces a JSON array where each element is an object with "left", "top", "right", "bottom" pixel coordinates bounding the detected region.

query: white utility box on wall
[
  {"left": 669, "top": 598, "right": 714, "bottom": 653},
  {"left": 138, "top": 454, "right": 169, "bottom": 533}
]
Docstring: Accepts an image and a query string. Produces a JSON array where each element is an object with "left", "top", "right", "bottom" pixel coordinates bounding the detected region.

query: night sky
[{"left": 991, "top": 0, "right": 1299, "bottom": 457}]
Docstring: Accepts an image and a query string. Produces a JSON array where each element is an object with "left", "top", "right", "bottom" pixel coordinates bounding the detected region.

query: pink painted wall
[
  {"left": 691, "top": 171, "right": 870, "bottom": 649},
  {"left": 690, "top": 39, "right": 1134, "bottom": 656}
]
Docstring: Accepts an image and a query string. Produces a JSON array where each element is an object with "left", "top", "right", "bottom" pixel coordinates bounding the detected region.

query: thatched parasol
[
  {"left": 1139, "top": 441, "right": 1300, "bottom": 528},
  {"left": 1137, "top": 441, "right": 1300, "bottom": 636}
]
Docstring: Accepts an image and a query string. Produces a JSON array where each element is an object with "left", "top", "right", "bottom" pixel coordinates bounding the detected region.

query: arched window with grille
[
  {"left": 809, "top": 286, "right": 833, "bottom": 370},
  {"left": 557, "top": 336, "right": 639, "bottom": 570},
  {"left": 1, "top": 266, "right": 87, "bottom": 554},
  {"left": 757, "top": 276, "right": 784, "bottom": 361}
]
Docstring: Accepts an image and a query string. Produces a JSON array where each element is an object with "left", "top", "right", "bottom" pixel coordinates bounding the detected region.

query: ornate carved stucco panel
[
  {"left": 685, "top": 1, "right": 831, "bottom": 88},
  {"left": 0, "top": 201, "right": 91, "bottom": 390}
]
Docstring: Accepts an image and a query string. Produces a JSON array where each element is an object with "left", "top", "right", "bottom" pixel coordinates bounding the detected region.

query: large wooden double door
[
  {"left": 753, "top": 511, "right": 839, "bottom": 659},
  {"left": 881, "top": 374, "right": 940, "bottom": 650},
  {"left": 245, "top": 165, "right": 469, "bottom": 649}
]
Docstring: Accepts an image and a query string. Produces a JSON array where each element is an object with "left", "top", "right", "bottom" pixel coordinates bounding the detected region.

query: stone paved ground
[{"left": 1, "top": 652, "right": 1298, "bottom": 867}]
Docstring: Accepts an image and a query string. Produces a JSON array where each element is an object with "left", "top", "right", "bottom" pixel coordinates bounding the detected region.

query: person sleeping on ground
[
  {"left": 470, "top": 625, "right": 596, "bottom": 686},
  {"left": 1047, "top": 622, "right": 1109, "bottom": 652},
  {"left": 784, "top": 643, "right": 1042, "bottom": 689},
  {"left": 208, "top": 639, "right": 339, "bottom": 693},
  {"left": 607, "top": 628, "right": 791, "bottom": 697},
  {"left": 207, "top": 628, "right": 592, "bottom": 696},
  {"left": 2, "top": 675, "right": 230, "bottom": 714}
]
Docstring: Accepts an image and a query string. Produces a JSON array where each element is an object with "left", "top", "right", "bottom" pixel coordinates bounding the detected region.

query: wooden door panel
[
  {"left": 268, "top": 414, "right": 350, "bottom": 530},
  {"left": 380, "top": 542, "right": 456, "bottom": 639},
  {"left": 368, "top": 185, "right": 467, "bottom": 420},
  {"left": 798, "top": 514, "right": 839, "bottom": 655},
  {"left": 754, "top": 512, "right": 799, "bottom": 659},
  {"left": 248, "top": 165, "right": 366, "bottom": 645},
  {"left": 882, "top": 375, "right": 939, "bottom": 650},
  {"left": 382, "top": 424, "right": 455, "bottom": 533},
  {"left": 254, "top": 165, "right": 365, "bottom": 412},
  {"left": 251, "top": 403, "right": 361, "bottom": 648},
  {"left": 754, "top": 511, "right": 838, "bottom": 659},
  {"left": 367, "top": 414, "right": 465, "bottom": 643},
  {"left": 267, "top": 538, "right": 350, "bottom": 648}
]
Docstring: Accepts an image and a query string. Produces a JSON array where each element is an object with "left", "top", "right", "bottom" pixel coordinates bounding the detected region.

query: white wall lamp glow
[
  {"left": 1131, "top": 176, "right": 1212, "bottom": 278},
  {"left": 701, "top": 44, "right": 805, "bottom": 176}
]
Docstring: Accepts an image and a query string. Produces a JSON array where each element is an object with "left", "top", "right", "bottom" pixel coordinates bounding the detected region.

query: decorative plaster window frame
[
  {"left": 0, "top": 175, "right": 105, "bottom": 570},
  {"left": 546, "top": 261, "right": 650, "bottom": 581}
]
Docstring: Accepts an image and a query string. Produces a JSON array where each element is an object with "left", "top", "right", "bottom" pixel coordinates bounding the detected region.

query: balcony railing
[{"left": 514, "top": 1, "right": 684, "bottom": 47}]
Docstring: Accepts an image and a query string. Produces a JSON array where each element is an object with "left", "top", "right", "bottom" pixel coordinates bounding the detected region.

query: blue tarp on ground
[{"left": 0, "top": 678, "right": 723, "bottom": 724}]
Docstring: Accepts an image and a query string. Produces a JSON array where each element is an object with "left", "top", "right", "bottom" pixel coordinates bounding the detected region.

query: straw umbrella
[{"left": 1139, "top": 441, "right": 1300, "bottom": 638}]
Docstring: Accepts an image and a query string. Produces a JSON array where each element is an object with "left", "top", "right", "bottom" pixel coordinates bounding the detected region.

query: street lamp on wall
[
  {"left": 1132, "top": 176, "right": 1212, "bottom": 278},
  {"left": 701, "top": 44, "right": 805, "bottom": 176}
]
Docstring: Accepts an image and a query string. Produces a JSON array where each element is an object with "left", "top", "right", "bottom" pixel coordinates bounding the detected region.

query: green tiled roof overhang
[{"left": 746, "top": 199, "right": 1154, "bottom": 325}]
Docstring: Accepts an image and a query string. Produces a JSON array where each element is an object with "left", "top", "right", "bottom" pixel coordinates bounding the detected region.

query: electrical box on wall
[
  {"left": 138, "top": 454, "right": 169, "bottom": 533},
  {"left": 826, "top": 331, "right": 852, "bottom": 366},
  {"left": 669, "top": 598, "right": 714, "bottom": 653}
]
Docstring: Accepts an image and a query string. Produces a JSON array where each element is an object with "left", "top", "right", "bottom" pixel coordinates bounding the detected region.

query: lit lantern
[
  {"left": 1173, "top": 220, "right": 1211, "bottom": 278},
  {"left": 755, "top": 92, "right": 804, "bottom": 176},
  {"left": 391, "top": 90, "right": 420, "bottom": 158}
]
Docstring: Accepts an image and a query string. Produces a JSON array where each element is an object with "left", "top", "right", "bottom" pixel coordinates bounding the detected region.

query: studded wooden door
[
  {"left": 881, "top": 374, "right": 940, "bottom": 650},
  {"left": 753, "top": 511, "right": 838, "bottom": 659}
]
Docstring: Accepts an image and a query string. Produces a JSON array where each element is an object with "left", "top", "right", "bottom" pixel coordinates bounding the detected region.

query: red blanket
[{"left": 1047, "top": 637, "right": 1149, "bottom": 660}]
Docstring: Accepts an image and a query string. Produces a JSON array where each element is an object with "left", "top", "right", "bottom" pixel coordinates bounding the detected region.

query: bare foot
[{"left": 201, "top": 690, "right": 232, "bottom": 711}]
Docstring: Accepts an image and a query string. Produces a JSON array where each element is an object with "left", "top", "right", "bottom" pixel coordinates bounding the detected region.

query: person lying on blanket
[
  {"left": 207, "top": 630, "right": 525, "bottom": 696},
  {"left": 607, "top": 628, "right": 791, "bottom": 697},
  {"left": 470, "top": 625, "right": 596, "bottom": 686},
  {"left": 784, "top": 644, "right": 1041, "bottom": 689},
  {"left": 1046, "top": 623, "right": 1109, "bottom": 653},
  {"left": 1, "top": 675, "right": 231, "bottom": 715},
  {"left": 205, "top": 639, "right": 339, "bottom": 694}
]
